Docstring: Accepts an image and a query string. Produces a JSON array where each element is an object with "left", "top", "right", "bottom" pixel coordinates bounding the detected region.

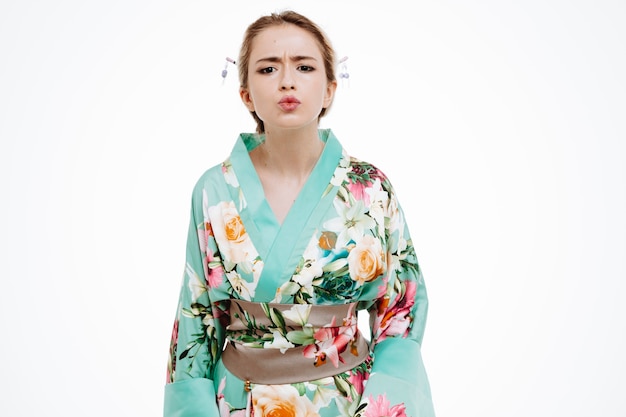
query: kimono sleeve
[
  {"left": 164, "top": 182, "right": 225, "bottom": 417},
  {"left": 360, "top": 188, "right": 436, "bottom": 417}
]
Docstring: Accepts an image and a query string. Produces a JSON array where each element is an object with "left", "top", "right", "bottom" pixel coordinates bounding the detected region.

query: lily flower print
[
  {"left": 374, "top": 280, "right": 417, "bottom": 342},
  {"left": 303, "top": 306, "right": 359, "bottom": 368},
  {"left": 264, "top": 330, "right": 296, "bottom": 353},
  {"left": 282, "top": 304, "right": 313, "bottom": 326},
  {"left": 363, "top": 395, "right": 408, "bottom": 417},
  {"left": 324, "top": 199, "right": 376, "bottom": 249}
]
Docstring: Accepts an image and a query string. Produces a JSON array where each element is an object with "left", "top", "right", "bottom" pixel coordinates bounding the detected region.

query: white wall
[{"left": 1, "top": 1, "right": 624, "bottom": 416}]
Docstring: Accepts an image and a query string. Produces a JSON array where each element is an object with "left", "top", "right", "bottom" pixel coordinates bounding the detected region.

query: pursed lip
[
  {"left": 278, "top": 95, "right": 301, "bottom": 111},
  {"left": 278, "top": 95, "right": 301, "bottom": 104}
]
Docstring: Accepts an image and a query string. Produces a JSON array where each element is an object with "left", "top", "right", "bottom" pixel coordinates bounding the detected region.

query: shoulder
[
  {"left": 189, "top": 133, "right": 252, "bottom": 194},
  {"left": 346, "top": 155, "right": 395, "bottom": 194},
  {"left": 193, "top": 163, "right": 225, "bottom": 189},
  {"left": 189, "top": 159, "right": 231, "bottom": 204}
]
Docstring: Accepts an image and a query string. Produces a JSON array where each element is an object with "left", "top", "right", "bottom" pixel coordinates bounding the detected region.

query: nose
[{"left": 280, "top": 66, "right": 296, "bottom": 90}]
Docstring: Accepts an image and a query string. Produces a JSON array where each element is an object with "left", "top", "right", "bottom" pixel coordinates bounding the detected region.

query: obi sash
[{"left": 221, "top": 299, "right": 370, "bottom": 385}]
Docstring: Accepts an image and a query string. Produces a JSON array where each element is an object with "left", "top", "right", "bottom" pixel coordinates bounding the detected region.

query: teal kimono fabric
[{"left": 164, "top": 130, "right": 435, "bottom": 417}]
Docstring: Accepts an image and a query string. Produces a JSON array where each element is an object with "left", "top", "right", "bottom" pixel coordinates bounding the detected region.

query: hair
[{"left": 238, "top": 10, "right": 337, "bottom": 134}]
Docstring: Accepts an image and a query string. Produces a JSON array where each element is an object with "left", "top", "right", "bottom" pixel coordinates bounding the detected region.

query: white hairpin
[
  {"left": 338, "top": 56, "right": 349, "bottom": 86},
  {"left": 221, "top": 57, "right": 237, "bottom": 84}
]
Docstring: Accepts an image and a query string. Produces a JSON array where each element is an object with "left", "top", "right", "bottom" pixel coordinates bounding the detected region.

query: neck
[{"left": 254, "top": 125, "right": 324, "bottom": 178}]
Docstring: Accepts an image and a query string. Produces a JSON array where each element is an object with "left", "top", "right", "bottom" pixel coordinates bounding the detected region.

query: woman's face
[{"left": 240, "top": 24, "right": 336, "bottom": 134}]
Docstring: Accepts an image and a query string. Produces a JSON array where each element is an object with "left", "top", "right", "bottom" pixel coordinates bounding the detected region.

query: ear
[
  {"left": 239, "top": 87, "right": 255, "bottom": 112},
  {"left": 323, "top": 80, "right": 338, "bottom": 109}
]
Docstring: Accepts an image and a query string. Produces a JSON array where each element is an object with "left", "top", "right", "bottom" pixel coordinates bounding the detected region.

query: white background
[{"left": 1, "top": 1, "right": 625, "bottom": 416}]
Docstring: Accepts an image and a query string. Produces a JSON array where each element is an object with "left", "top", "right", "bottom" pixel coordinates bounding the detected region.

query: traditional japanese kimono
[{"left": 164, "top": 129, "right": 435, "bottom": 417}]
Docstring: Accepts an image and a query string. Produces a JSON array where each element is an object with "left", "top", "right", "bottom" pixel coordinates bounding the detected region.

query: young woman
[{"left": 164, "top": 10, "right": 435, "bottom": 417}]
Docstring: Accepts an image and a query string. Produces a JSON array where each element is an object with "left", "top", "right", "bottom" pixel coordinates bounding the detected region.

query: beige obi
[{"left": 221, "top": 299, "right": 370, "bottom": 385}]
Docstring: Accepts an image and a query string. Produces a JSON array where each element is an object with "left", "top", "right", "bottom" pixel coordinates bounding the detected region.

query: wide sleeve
[
  {"left": 164, "top": 181, "right": 226, "bottom": 417},
  {"left": 359, "top": 185, "right": 436, "bottom": 417}
]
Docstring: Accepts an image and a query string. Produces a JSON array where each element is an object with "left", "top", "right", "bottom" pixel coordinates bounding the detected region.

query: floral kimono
[{"left": 164, "top": 129, "right": 435, "bottom": 417}]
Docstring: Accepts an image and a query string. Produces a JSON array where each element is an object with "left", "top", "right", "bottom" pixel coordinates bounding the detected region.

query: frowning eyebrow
[{"left": 254, "top": 55, "right": 318, "bottom": 65}]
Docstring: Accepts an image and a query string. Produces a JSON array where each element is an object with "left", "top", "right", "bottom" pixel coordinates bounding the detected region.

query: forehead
[{"left": 249, "top": 24, "right": 323, "bottom": 59}]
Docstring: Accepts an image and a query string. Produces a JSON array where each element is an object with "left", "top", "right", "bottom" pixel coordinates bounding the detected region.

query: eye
[
  {"left": 298, "top": 65, "right": 315, "bottom": 72},
  {"left": 258, "top": 67, "right": 276, "bottom": 74}
]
